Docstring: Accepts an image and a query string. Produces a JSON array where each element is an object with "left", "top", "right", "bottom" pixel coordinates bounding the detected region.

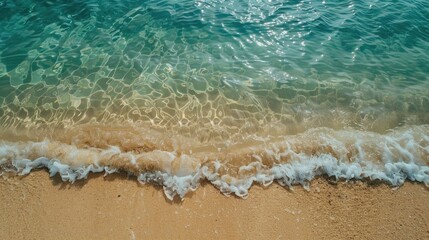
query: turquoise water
[{"left": 0, "top": 0, "right": 428, "bottom": 199}]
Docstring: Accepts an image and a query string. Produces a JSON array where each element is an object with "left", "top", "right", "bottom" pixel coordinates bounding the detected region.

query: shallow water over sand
[{"left": 1, "top": 0, "right": 429, "bottom": 198}]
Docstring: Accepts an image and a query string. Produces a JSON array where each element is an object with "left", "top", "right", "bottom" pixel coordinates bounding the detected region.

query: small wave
[{"left": 1, "top": 125, "right": 428, "bottom": 200}]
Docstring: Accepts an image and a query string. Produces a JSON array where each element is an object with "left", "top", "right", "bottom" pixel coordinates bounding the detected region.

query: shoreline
[{"left": 1, "top": 170, "right": 428, "bottom": 239}]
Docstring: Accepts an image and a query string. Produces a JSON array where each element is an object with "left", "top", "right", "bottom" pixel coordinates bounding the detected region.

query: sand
[{"left": 0, "top": 170, "right": 428, "bottom": 240}]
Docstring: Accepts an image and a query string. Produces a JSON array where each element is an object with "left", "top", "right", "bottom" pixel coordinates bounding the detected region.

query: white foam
[
  {"left": 3, "top": 153, "right": 429, "bottom": 199},
  {"left": 137, "top": 171, "right": 202, "bottom": 200},
  {"left": 1, "top": 126, "right": 429, "bottom": 200}
]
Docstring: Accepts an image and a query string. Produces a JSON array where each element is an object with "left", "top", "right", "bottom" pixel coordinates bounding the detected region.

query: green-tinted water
[{"left": 1, "top": 0, "right": 428, "bottom": 198}]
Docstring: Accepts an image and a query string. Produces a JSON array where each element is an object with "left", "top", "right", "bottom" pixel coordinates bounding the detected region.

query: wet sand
[{"left": 0, "top": 170, "right": 428, "bottom": 240}]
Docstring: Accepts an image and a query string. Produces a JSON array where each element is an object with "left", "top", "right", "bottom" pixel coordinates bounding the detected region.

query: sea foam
[{"left": 1, "top": 126, "right": 428, "bottom": 200}]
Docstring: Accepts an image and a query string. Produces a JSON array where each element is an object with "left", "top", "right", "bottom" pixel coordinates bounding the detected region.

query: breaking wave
[{"left": 1, "top": 125, "right": 428, "bottom": 200}]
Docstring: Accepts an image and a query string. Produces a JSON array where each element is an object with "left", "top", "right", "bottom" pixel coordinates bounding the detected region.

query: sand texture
[{"left": 0, "top": 170, "right": 428, "bottom": 240}]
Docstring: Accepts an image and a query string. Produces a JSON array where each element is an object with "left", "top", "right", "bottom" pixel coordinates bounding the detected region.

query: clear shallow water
[{"left": 0, "top": 0, "right": 428, "bottom": 199}]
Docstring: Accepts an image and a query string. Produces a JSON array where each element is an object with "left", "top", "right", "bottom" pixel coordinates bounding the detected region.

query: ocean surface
[{"left": 0, "top": 0, "right": 428, "bottom": 199}]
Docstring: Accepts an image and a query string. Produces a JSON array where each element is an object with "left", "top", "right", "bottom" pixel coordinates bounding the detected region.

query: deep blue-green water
[{"left": 0, "top": 0, "right": 428, "bottom": 199}]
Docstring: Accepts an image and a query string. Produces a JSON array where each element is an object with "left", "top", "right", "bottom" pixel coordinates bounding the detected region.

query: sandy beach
[
  {"left": 1, "top": 1, "right": 429, "bottom": 240},
  {"left": 0, "top": 170, "right": 427, "bottom": 240}
]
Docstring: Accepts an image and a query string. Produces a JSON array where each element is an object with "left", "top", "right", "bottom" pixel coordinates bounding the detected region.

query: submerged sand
[{"left": 0, "top": 171, "right": 428, "bottom": 240}]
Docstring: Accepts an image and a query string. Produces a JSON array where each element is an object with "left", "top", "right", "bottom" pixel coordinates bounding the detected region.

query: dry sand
[{"left": 0, "top": 170, "right": 428, "bottom": 240}]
